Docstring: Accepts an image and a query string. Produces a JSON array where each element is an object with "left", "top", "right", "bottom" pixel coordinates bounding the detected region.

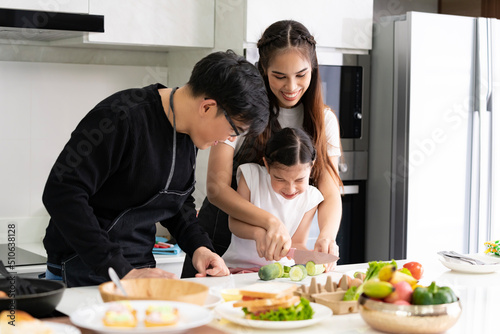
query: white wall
[{"left": 0, "top": 48, "right": 168, "bottom": 244}]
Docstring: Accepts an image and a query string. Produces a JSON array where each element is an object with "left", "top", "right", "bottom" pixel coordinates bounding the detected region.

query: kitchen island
[{"left": 54, "top": 256, "right": 499, "bottom": 333}]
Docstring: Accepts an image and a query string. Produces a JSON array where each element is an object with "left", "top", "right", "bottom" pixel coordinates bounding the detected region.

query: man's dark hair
[{"left": 187, "top": 50, "right": 269, "bottom": 137}]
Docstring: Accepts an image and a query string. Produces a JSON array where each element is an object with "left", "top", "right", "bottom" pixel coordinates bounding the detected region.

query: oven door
[
  {"left": 336, "top": 181, "right": 366, "bottom": 265},
  {"left": 305, "top": 180, "right": 366, "bottom": 265}
]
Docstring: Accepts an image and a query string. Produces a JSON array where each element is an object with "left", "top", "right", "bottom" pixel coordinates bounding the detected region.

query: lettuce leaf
[
  {"left": 242, "top": 297, "right": 314, "bottom": 321},
  {"left": 343, "top": 286, "right": 358, "bottom": 301},
  {"left": 364, "top": 259, "right": 397, "bottom": 281}
]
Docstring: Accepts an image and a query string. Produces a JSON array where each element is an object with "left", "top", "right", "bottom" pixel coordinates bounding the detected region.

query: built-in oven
[{"left": 316, "top": 54, "right": 370, "bottom": 265}]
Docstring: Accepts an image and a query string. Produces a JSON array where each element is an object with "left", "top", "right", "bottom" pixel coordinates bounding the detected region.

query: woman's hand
[
  {"left": 314, "top": 237, "right": 339, "bottom": 272},
  {"left": 192, "top": 246, "right": 230, "bottom": 277},
  {"left": 254, "top": 228, "right": 267, "bottom": 259},
  {"left": 264, "top": 217, "right": 292, "bottom": 261},
  {"left": 123, "top": 268, "right": 177, "bottom": 280}
]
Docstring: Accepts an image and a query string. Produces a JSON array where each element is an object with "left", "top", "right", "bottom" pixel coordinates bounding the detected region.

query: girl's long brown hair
[{"left": 237, "top": 20, "right": 341, "bottom": 187}]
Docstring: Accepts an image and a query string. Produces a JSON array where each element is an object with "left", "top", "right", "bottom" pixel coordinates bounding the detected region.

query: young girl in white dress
[{"left": 222, "top": 128, "right": 324, "bottom": 268}]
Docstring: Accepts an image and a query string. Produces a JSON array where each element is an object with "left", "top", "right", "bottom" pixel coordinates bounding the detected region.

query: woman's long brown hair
[{"left": 237, "top": 20, "right": 342, "bottom": 187}]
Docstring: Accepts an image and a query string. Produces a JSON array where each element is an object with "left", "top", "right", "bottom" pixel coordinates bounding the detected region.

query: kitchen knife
[{"left": 286, "top": 248, "right": 339, "bottom": 264}]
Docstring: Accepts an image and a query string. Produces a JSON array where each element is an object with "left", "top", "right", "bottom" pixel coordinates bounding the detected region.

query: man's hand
[
  {"left": 192, "top": 247, "right": 230, "bottom": 277},
  {"left": 314, "top": 237, "right": 339, "bottom": 272},
  {"left": 123, "top": 267, "right": 177, "bottom": 280}
]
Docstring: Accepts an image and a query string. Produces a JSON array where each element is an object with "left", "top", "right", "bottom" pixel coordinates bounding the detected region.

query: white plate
[
  {"left": 204, "top": 292, "right": 223, "bottom": 309},
  {"left": 439, "top": 253, "right": 500, "bottom": 274},
  {"left": 69, "top": 300, "right": 213, "bottom": 334},
  {"left": 214, "top": 301, "right": 332, "bottom": 329},
  {"left": 44, "top": 322, "right": 81, "bottom": 334}
]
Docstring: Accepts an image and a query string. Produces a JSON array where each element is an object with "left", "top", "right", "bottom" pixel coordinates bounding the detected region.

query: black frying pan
[{"left": 0, "top": 278, "right": 66, "bottom": 317}]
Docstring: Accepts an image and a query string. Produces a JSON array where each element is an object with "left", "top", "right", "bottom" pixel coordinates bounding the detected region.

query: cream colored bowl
[
  {"left": 358, "top": 294, "right": 462, "bottom": 334},
  {"left": 99, "top": 278, "right": 209, "bottom": 306}
]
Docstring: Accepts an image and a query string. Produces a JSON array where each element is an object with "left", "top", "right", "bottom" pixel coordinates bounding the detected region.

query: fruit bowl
[
  {"left": 99, "top": 278, "right": 209, "bottom": 306},
  {"left": 358, "top": 294, "right": 462, "bottom": 334}
]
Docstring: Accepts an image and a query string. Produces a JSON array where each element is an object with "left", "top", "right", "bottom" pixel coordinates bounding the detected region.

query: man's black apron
[{"left": 61, "top": 87, "right": 194, "bottom": 287}]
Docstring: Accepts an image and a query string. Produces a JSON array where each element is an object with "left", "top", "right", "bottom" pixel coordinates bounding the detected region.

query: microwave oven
[
  {"left": 319, "top": 65, "right": 363, "bottom": 138},
  {"left": 317, "top": 54, "right": 370, "bottom": 152}
]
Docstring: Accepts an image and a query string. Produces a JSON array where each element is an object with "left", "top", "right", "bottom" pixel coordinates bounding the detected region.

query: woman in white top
[
  {"left": 223, "top": 128, "right": 324, "bottom": 268},
  {"left": 181, "top": 20, "right": 342, "bottom": 277}
]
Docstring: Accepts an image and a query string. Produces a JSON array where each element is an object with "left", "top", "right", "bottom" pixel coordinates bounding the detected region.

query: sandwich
[{"left": 233, "top": 282, "right": 314, "bottom": 321}]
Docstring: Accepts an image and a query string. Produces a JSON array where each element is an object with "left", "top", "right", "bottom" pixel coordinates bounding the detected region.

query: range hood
[{"left": 0, "top": 8, "right": 104, "bottom": 42}]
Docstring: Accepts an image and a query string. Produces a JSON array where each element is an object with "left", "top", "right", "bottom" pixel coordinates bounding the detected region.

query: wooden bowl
[
  {"left": 358, "top": 294, "right": 462, "bottom": 334},
  {"left": 99, "top": 278, "right": 209, "bottom": 306}
]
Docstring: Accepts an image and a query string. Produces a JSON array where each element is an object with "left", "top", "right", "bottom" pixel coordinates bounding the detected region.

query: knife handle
[{"left": 286, "top": 248, "right": 296, "bottom": 259}]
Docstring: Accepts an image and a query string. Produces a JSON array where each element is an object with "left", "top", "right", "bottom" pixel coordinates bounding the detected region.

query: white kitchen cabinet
[
  {"left": 0, "top": 0, "right": 89, "bottom": 13},
  {"left": 244, "top": 0, "right": 373, "bottom": 51},
  {"left": 87, "top": 0, "right": 214, "bottom": 48}
]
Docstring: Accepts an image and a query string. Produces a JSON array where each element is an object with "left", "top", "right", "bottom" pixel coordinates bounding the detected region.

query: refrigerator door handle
[
  {"left": 469, "top": 110, "right": 481, "bottom": 252},
  {"left": 471, "top": 18, "right": 493, "bottom": 254}
]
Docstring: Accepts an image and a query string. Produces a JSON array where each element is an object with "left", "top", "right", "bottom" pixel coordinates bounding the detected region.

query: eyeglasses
[
  {"left": 221, "top": 107, "right": 240, "bottom": 137},
  {"left": 205, "top": 97, "right": 241, "bottom": 137}
]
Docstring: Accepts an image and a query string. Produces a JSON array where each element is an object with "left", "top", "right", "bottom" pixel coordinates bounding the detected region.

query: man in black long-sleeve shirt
[{"left": 42, "top": 51, "right": 270, "bottom": 287}]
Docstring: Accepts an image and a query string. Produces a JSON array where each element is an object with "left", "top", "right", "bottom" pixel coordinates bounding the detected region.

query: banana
[
  {"left": 390, "top": 270, "right": 418, "bottom": 287},
  {"left": 378, "top": 264, "right": 418, "bottom": 287},
  {"left": 363, "top": 280, "right": 395, "bottom": 299},
  {"left": 378, "top": 265, "right": 396, "bottom": 282}
]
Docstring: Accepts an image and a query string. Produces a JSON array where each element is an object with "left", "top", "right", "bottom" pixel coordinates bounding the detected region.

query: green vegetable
[
  {"left": 242, "top": 297, "right": 314, "bottom": 321},
  {"left": 353, "top": 271, "right": 365, "bottom": 279},
  {"left": 364, "top": 259, "right": 398, "bottom": 281},
  {"left": 284, "top": 266, "right": 291, "bottom": 273},
  {"left": 412, "top": 281, "right": 458, "bottom": 305},
  {"left": 258, "top": 263, "right": 281, "bottom": 281},
  {"left": 342, "top": 286, "right": 358, "bottom": 301},
  {"left": 289, "top": 265, "right": 307, "bottom": 281},
  {"left": 306, "top": 261, "right": 325, "bottom": 276},
  {"left": 399, "top": 267, "right": 412, "bottom": 277},
  {"left": 274, "top": 262, "right": 284, "bottom": 278}
]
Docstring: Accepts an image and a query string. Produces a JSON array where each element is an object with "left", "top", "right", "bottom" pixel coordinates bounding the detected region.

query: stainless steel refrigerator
[{"left": 366, "top": 11, "right": 499, "bottom": 261}]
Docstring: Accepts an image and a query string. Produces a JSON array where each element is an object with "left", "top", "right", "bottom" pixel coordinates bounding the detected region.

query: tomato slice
[{"left": 242, "top": 296, "right": 259, "bottom": 301}]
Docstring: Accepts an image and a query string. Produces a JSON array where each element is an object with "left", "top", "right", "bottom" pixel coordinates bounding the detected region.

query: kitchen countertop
[
  {"left": 11, "top": 242, "right": 186, "bottom": 275},
  {"left": 55, "top": 256, "right": 500, "bottom": 333}
]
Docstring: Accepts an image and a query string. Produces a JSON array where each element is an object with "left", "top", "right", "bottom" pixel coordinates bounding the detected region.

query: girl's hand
[
  {"left": 264, "top": 218, "right": 292, "bottom": 261},
  {"left": 314, "top": 237, "right": 339, "bottom": 272}
]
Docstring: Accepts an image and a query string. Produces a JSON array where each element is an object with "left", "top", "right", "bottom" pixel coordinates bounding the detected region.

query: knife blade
[{"left": 286, "top": 248, "right": 339, "bottom": 264}]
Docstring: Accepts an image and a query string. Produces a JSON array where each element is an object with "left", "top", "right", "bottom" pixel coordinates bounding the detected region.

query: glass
[
  {"left": 205, "top": 97, "right": 240, "bottom": 137},
  {"left": 221, "top": 107, "right": 240, "bottom": 137}
]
